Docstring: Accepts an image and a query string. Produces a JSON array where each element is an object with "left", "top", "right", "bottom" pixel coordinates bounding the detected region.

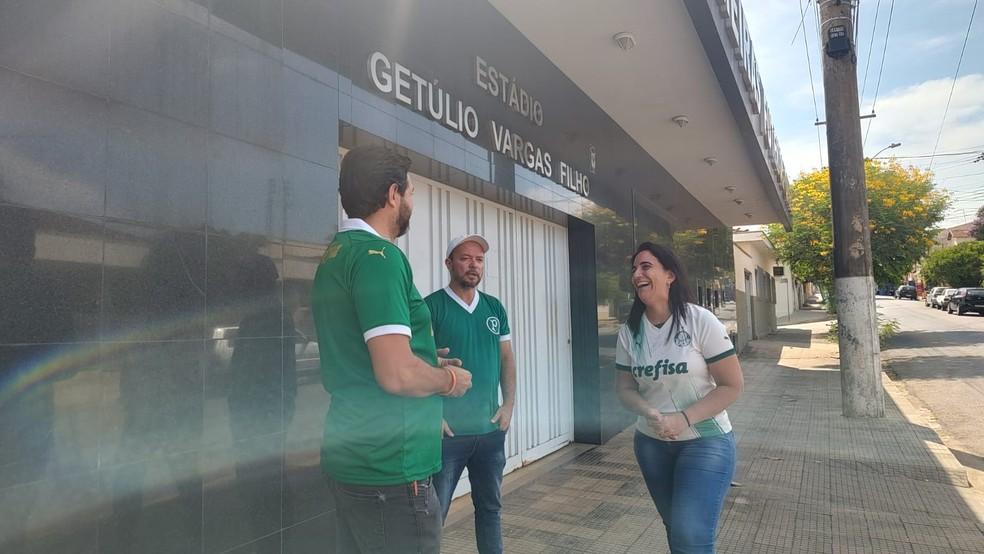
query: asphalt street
[{"left": 878, "top": 295, "right": 984, "bottom": 483}]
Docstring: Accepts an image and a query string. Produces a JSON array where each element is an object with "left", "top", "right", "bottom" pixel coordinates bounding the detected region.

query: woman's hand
[
  {"left": 644, "top": 407, "right": 665, "bottom": 434},
  {"left": 656, "top": 412, "right": 690, "bottom": 440}
]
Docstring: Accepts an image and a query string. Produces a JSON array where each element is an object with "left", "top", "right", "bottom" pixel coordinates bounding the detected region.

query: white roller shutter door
[{"left": 368, "top": 171, "right": 575, "bottom": 495}]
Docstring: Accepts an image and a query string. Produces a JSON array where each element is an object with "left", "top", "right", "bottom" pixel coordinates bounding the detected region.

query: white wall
[
  {"left": 734, "top": 233, "right": 800, "bottom": 322},
  {"left": 775, "top": 270, "right": 799, "bottom": 321}
]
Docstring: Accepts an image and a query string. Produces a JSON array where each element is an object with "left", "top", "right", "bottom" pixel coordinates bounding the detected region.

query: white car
[
  {"left": 938, "top": 288, "right": 958, "bottom": 310},
  {"left": 926, "top": 287, "right": 944, "bottom": 307}
]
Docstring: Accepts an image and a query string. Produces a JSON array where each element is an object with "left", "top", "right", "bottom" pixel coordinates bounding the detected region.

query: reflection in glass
[
  {"left": 281, "top": 244, "right": 333, "bottom": 531},
  {"left": 0, "top": 206, "right": 101, "bottom": 551},
  {"left": 671, "top": 226, "right": 737, "bottom": 340}
]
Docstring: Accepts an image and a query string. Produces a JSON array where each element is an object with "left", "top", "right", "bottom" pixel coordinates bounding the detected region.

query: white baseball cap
[{"left": 445, "top": 234, "right": 489, "bottom": 259}]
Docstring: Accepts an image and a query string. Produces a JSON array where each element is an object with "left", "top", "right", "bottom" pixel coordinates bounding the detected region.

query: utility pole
[{"left": 818, "top": 0, "right": 884, "bottom": 417}]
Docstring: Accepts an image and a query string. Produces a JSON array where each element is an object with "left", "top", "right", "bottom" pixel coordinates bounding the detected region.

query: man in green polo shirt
[
  {"left": 426, "top": 235, "right": 516, "bottom": 554},
  {"left": 312, "top": 145, "right": 472, "bottom": 554}
]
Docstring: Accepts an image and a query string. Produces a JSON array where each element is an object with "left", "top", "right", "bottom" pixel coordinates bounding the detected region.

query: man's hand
[
  {"left": 490, "top": 402, "right": 514, "bottom": 432},
  {"left": 436, "top": 347, "right": 462, "bottom": 368},
  {"left": 442, "top": 419, "right": 455, "bottom": 437},
  {"left": 444, "top": 366, "right": 472, "bottom": 397}
]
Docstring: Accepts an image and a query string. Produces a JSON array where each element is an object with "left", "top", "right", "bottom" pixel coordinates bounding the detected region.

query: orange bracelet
[{"left": 441, "top": 367, "right": 456, "bottom": 396}]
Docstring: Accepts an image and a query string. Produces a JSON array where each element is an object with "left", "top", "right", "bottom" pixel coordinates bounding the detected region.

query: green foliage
[
  {"left": 672, "top": 227, "right": 734, "bottom": 283},
  {"left": 921, "top": 240, "right": 984, "bottom": 287},
  {"left": 971, "top": 205, "right": 984, "bottom": 241},
  {"left": 767, "top": 160, "right": 948, "bottom": 291},
  {"left": 580, "top": 205, "right": 635, "bottom": 307},
  {"left": 826, "top": 316, "right": 900, "bottom": 347}
]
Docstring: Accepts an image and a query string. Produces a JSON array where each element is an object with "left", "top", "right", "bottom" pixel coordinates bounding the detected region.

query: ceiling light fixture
[
  {"left": 703, "top": 157, "right": 718, "bottom": 166},
  {"left": 733, "top": 198, "right": 743, "bottom": 205},
  {"left": 724, "top": 185, "right": 736, "bottom": 193},
  {"left": 613, "top": 32, "right": 636, "bottom": 51},
  {"left": 744, "top": 212, "right": 753, "bottom": 219},
  {"left": 672, "top": 115, "right": 689, "bottom": 128}
]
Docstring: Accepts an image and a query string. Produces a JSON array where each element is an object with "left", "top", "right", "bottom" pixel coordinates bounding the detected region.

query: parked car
[
  {"left": 947, "top": 288, "right": 984, "bottom": 315},
  {"left": 895, "top": 285, "right": 917, "bottom": 300},
  {"left": 939, "top": 288, "right": 959, "bottom": 309},
  {"left": 876, "top": 284, "right": 896, "bottom": 296},
  {"left": 928, "top": 287, "right": 947, "bottom": 308},
  {"left": 925, "top": 286, "right": 944, "bottom": 307}
]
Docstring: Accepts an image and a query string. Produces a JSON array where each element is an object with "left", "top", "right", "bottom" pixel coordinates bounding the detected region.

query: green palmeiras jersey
[
  {"left": 615, "top": 303, "right": 736, "bottom": 441},
  {"left": 425, "top": 288, "right": 511, "bottom": 436},
  {"left": 312, "top": 219, "right": 441, "bottom": 485}
]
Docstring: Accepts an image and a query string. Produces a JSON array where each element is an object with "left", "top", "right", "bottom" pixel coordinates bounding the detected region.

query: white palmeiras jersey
[{"left": 615, "top": 303, "right": 736, "bottom": 441}]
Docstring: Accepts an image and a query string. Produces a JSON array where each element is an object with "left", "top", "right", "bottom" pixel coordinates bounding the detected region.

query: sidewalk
[{"left": 443, "top": 318, "right": 984, "bottom": 553}]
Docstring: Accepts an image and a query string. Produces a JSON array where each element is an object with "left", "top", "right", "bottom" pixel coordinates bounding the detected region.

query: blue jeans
[
  {"left": 634, "top": 431, "right": 736, "bottom": 554},
  {"left": 433, "top": 429, "right": 506, "bottom": 554},
  {"left": 327, "top": 475, "right": 442, "bottom": 553}
]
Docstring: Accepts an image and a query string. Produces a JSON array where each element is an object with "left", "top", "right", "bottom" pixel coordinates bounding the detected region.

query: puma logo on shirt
[{"left": 367, "top": 248, "right": 387, "bottom": 259}]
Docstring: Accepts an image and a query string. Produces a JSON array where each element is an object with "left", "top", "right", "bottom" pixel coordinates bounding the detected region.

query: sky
[{"left": 743, "top": 0, "right": 984, "bottom": 228}]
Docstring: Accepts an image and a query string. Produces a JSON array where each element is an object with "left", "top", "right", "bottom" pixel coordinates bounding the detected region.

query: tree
[
  {"left": 766, "top": 160, "right": 948, "bottom": 295},
  {"left": 920, "top": 241, "right": 984, "bottom": 288},
  {"left": 971, "top": 205, "right": 984, "bottom": 241}
]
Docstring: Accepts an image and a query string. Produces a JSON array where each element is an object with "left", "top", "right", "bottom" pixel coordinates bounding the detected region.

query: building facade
[
  {"left": 732, "top": 229, "right": 804, "bottom": 352},
  {"left": 0, "top": 0, "right": 788, "bottom": 551},
  {"left": 936, "top": 222, "right": 977, "bottom": 248}
]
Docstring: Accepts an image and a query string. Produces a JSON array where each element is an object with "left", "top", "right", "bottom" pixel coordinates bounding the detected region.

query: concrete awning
[{"left": 489, "top": 0, "right": 791, "bottom": 228}]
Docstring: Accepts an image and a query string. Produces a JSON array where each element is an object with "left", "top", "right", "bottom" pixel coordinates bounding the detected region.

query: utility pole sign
[{"left": 818, "top": 0, "right": 884, "bottom": 418}]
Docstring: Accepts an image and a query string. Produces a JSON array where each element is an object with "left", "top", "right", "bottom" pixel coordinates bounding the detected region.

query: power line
[
  {"left": 946, "top": 186, "right": 984, "bottom": 195},
  {"left": 928, "top": 0, "right": 979, "bottom": 170},
  {"left": 941, "top": 170, "right": 984, "bottom": 180},
  {"left": 895, "top": 154, "right": 983, "bottom": 171},
  {"left": 800, "top": 0, "right": 824, "bottom": 167},
  {"left": 863, "top": 0, "right": 896, "bottom": 148},
  {"left": 948, "top": 196, "right": 984, "bottom": 203},
  {"left": 875, "top": 150, "right": 983, "bottom": 160},
  {"left": 791, "top": 0, "right": 814, "bottom": 45},
  {"left": 929, "top": 155, "right": 982, "bottom": 167},
  {"left": 943, "top": 177, "right": 984, "bottom": 186},
  {"left": 859, "top": 0, "right": 883, "bottom": 108},
  {"left": 950, "top": 185, "right": 984, "bottom": 193}
]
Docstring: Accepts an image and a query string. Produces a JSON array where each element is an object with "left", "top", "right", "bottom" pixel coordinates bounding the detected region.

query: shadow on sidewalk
[
  {"left": 886, "top": 354, "right": 984, "bottom": 381},
  {"left": 952, "top": 448, "right": 984, "bottom": 474},
  {"left": 884, "top": 330, "right": 984, "bottom": 350},
  {"left": 738, "top": 327, "right": 820, "bottom": 365},
  {"left": 444, "top": 332, "right": 984, "bottom": 552}
]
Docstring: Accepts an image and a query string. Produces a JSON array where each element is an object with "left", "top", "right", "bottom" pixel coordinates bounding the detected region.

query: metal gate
[{"left": 389, "top": 172, "right": 575, "bottom": 492}]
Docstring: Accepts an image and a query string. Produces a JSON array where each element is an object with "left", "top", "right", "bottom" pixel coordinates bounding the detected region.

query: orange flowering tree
[{"left": 767, "top": 160, "right": 948, "bottom": 295}]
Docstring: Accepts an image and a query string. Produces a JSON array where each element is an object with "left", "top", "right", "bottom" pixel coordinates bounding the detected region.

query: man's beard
[
  {"left": 395, "top": 201, "right": 411, "bottom": 238},
  {"left": 455, "top": 272, "right": 481, "bottom": 289}
]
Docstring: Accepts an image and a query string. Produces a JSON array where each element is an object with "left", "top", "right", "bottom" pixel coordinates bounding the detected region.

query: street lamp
[{"left": 869, "top": 142, "right": 902, "bottom": 160}]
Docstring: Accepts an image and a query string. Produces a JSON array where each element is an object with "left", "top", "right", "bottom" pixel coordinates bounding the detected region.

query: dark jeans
[
  {"left": 327, "top": 475, "right": 441, "bottom": 553},
  {"left": 634, "top": 431, "right": 736, "bottom": 554},
  {"left": 433, "top": 429, "right": 506, "bottom": 554}
]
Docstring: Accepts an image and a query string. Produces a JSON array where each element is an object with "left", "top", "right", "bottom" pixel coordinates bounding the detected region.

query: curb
[{"left": 881, "top": 371, "right": 972, "bottom": 488}]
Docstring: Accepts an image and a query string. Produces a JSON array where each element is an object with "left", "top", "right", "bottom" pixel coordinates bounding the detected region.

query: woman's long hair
[{"left": 627, "top": 242, "right": 694, "bottom": 343}]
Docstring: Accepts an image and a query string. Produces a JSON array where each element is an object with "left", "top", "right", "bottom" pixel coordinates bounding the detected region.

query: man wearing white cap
[{"left": 425, "top": 234, "right": 515, "bottom": 554}]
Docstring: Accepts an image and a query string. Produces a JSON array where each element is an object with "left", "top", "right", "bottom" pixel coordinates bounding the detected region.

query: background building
[
  {"left": 936, "top": 222, "right": 977, "bottom": 248},
  {"left": 732, "top": 229, "right": 805, "bottom": 352},
  {"left": 0, "top": 0, "right": 787, "bottom": 551}
]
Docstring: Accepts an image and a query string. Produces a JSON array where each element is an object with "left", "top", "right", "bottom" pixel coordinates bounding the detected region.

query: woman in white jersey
[{"left": 615, "top": 242, "right": 743, "bottom": 554}]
